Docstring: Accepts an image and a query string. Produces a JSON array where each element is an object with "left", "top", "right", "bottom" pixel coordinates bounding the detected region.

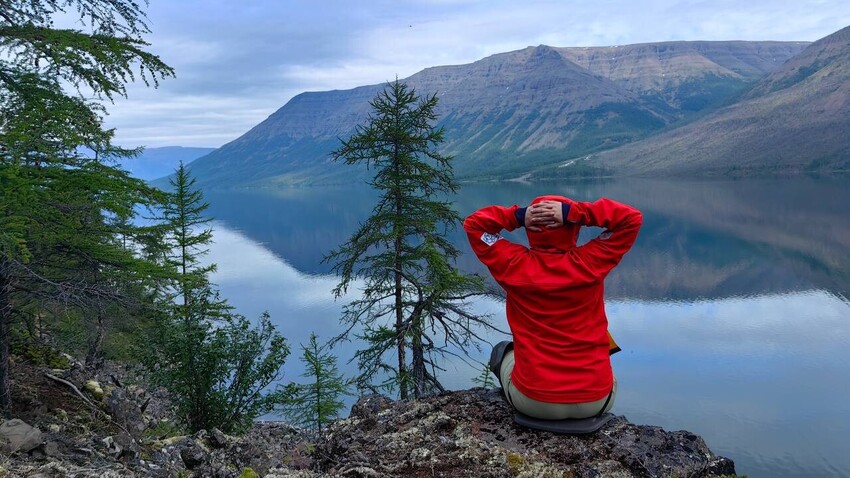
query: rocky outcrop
[
  {"left": 4, "top": 357, "right": 736, "bottom": 478},
  {"left": 315, "top": 390, "right": 735, "bottom": 478}
]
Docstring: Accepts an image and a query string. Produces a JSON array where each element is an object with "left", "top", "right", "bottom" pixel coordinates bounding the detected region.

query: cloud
[{"left": 102, "top": 0, "right": 850, "bottom": 148}]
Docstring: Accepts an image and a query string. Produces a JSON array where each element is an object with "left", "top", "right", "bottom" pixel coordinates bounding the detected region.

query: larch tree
[
  {"left": 146, "top": 163, "right": 293, "bottom": 434},
  {"left": 325, "top": 80, "right": 493, "bottom": 400},
  {"left": 284, "top": 333, "right": 351, "bottom": 433}
]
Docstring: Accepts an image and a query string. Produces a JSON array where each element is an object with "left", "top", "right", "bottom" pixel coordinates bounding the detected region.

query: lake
[{"left": 203, "top": 176, "right": 850, "bottom": 478}]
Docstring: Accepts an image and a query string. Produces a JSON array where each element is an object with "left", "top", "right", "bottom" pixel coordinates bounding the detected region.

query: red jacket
[{"left": 464, "top": 196, "right": 642, "bottom": 403}]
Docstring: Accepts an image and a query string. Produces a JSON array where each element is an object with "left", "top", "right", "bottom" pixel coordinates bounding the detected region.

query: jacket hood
[{"left": 526, "top": 195, "right": 579, "bottom": 252}]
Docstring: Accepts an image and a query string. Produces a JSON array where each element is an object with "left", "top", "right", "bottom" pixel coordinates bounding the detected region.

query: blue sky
[{"left": 102, "top": 0, "right": 850, "bottom": 149}]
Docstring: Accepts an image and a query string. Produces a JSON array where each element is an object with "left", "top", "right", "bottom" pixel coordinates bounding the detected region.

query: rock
[
  {"left": 0, "top": 418, "right": 43, "bottom": 453},
  {"left": 317, "top": 389, "right": 736, "bottom": 478},
  {"left": 179, "top": 438, "right": 208, "bottom": 469},
  {"left": 209, "top": 428, "right": 229, "bottom": 448},
  {"left": 107, "top": 388, "right": 147, "bottom": 439},
  {"left": 102, "top": 435, "right": 122, "bottom": 458},
  {"left": 114, "top": 431, "right": 142, "bottom": 463},
  {"left": 0, "top": 354, "right": 739, "bottom": 478},
  {"left": 101, "top": 432, "right": 142, "bottom": 466},
  {"left": 44, "top": 441, "right": 60, "bottom": 457},
  {"left": 84, "top": 380, "right": 104, "bottom": 399},
  {"left": 349, "top": 394, "right": 394, "bottom": 419}
]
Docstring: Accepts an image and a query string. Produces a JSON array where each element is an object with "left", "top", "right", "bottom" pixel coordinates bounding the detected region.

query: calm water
[{"left": 203, "top": 177, "right": 850, "bottom": 478}]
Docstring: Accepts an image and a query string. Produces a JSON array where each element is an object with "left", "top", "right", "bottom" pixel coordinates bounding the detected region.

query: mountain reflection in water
[{"left": 205, "top": 177, "right": 850, "bottom": 478}]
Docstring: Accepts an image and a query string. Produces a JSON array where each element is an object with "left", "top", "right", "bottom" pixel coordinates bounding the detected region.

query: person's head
[{"left": 526, "top": 195, "right": 579, "bottom": 252}]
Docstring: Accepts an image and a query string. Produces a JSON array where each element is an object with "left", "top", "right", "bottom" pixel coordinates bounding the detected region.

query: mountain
[
  {"left": 120, "top": 146, "right": 216, "bottom": 181},
  {"left": 187, "top": 40, "right": 807, "bottom": 188},
  {"left": 581, "top": 26, "right": 850, "bottom": 176}
]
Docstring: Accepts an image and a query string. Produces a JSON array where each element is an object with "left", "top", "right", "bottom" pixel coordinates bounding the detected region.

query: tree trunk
[
  {"left": 411, "top": 314, "right": 426, "bottom": 399},
  {"left": 394, "top": 263, "right": 407, "bottom": 400},
  {"left": 85, "top": 309, "right": 105, "bottom": 370},
  {"left": 393, "top": 168, "right": 408, "bottom": 400},
  {"left": 0, "top": 264, "right": 14, "bottom": 418}
]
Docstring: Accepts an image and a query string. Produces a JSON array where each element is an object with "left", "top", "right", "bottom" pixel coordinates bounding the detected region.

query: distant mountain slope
[
  {"left": 187, "top": 40, "right": 808, "bottom": 188},
  {"left": 557, "top": 41, "right": 808, "bottom": 110},
  {"left": 120, "top": 146, "right": 216, "bottom": 181},
  {"left": 583, "top": 27, "right": 850, "bottom": 176}
]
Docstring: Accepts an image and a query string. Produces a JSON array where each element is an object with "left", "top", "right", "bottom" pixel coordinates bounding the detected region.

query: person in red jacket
[{"left": 464, "top": 195, "right": 642, "bottom": 419}]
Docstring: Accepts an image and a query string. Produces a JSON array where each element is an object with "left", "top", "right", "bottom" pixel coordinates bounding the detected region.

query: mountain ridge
[
  {"left": 185, "top": 38, "right": 819, "bottom": 188},
  {"left": 583, "top": 26, "right": 850, "bottom": 176}
]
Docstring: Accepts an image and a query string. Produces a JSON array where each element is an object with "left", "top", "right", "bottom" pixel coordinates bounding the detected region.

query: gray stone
[
  {"left": 101, "top": 435, "right": 122, "bottom": 458},
  {"left": 114, "top": 431, "right": 141, "bottom": 463},
  {"left": 209, "top": 427, "right": 228, "bottom": 448},
  {"left": 44, "top": 441, "right": 60, "bottom": 457},
  {"left": 0, "top": 418, "right": 43, "bottom": 453},
  {"left": 107, "top": 388, "right": 147, "bottom": 439},
  {"left": 179, "top": 439, "right": 208, "bottom": 469}
]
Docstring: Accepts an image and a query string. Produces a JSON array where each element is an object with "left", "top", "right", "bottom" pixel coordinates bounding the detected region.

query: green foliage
[
  {"left": 150, "top": 297, "right": 292, "bottom": 435},
  {"left": 471, "top": 365, "right": 497, "bottom": 389},
  {"left": 146, "top": 165, "right": 291, "bottom": 434},
  {"left": 325, "top": 80, "right": 492, "bottom": 399},
  {"left": 0, "top": 0, "right": 173, "bottom": 416},
  {"left": 9, "top": 329, "right": 72, "bottom": 370},
  {"left": 283, "top": 333, "right": 351, "bottom": 432},
  {"left": 160, "top": 162, "right": 219, "bottom": 316},
  {"left": 0, "top": 1, "right": 174, "bottom": 99}
]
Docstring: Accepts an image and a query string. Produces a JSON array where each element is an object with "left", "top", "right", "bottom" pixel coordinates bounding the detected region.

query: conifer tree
[
  {"left": 285, "top": 333, "right": 351, "bottom": 432},
  {"left": 147, "top": 164, "right": 292, "bottom": 434},
  {"left": 325, "top": 80, "right": 493, "bottom": 399},
  {"left": 0, "top": 0, "right": 173, "bottom": 414}
]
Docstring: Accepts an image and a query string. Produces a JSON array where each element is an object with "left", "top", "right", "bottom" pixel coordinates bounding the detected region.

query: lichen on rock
[{"left": 316, "top": 388, "right": 737, "bottom": 478}]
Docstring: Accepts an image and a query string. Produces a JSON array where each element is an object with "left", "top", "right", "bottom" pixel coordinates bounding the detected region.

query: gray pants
[{"left": 499, "top": 349, "right": 617, "bottom": 419}]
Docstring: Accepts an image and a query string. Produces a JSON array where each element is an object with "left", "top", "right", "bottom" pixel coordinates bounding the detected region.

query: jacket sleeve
[
  {"left": 567, "top": 198, "right": 643, "bottom": 280},
  {"left": 463, "top": 205, "right": 527, "bottom": 284}
]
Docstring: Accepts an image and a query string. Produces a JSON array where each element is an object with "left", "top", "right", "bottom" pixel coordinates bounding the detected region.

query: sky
[{"left": 100, "top": 0, "right": 850, "bottom": 149}]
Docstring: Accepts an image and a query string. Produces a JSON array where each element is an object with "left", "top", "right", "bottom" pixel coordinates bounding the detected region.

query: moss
[
  {"left": 506, "top": 452, "right": 526, "bottom": 475},
  {"left": 239, "top": 468, "right": 260, "bottom": 478},
  {"left": 16, "top": 343, "right": 72, "bottom": 369}
]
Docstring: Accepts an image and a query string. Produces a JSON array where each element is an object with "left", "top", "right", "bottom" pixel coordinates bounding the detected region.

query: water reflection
[
  {"left": 207, "top": 176, "right": 850, "bottom": 301},
  {"left": 204, "top": 177, "right": 850, "bottom": 478}
]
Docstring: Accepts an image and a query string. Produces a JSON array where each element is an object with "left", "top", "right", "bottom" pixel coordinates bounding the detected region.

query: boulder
[{"left": 0, "top": 418, "right": 43, "bottom": 453}]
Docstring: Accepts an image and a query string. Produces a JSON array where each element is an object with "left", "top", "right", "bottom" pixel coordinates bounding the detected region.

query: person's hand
[{"left": 526, "top": 200, "right": 563, "bottom": 231}]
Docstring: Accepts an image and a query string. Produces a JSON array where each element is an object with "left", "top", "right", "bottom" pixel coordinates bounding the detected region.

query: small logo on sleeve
[{"left": 480, "top": 232, "right": 502, "bottom": 246}]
